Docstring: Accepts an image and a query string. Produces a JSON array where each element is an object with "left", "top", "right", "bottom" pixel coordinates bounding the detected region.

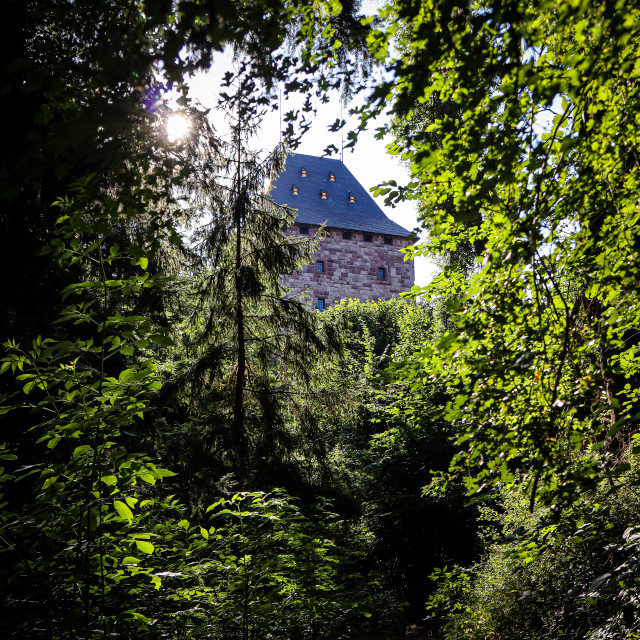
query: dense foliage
[
  {"left": 4, "top": 0, "right": 640, "bottom": 638},
  {"left": 427, "top": 478, "right": 640, "bottom": 639},
  {"left": 373, "top": 0, "right": 640, "bottom": 504},
  {"left": 362, "top": 0, "right": 640, "bottom": 637},
  {"left": 315, "top": 300, "right": 478, "bottom": 616},
  {"left": 0, "top": 177, "right": 392, "bottom": 639},
  {"left": 1, "top": 1, "right": 393, "bottom": 638}
]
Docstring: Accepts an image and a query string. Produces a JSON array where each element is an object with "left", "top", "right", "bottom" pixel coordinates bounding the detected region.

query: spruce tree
[{"left": 163, "top": 99, "right": 340, "bottom": 492}]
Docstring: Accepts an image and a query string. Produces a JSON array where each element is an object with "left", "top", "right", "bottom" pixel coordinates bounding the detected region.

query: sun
[{"left": 166, "top": 112, "right": 190, "bottom": 142}]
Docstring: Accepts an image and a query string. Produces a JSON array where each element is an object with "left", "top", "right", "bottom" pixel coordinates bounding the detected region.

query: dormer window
[
  {"left": 384, "top": 235, "right": 393, "bottom": 245},
  {"left": 292, "top": 185, "right": 299, "bottom": 195},
  {"left": 329, "top": 172, "right": 336, "bottom": 182},
  {"left": 364, "top": 232, "right": 372, "bottom": 242},
  {"left": 300, "top": 168, "right": 308, "bottom": 178},
  {"left": 342, "top": 230, "right": 352, "bottom": 240},
  {"left": 320, "top": 190, "right": 328, "bottom": 199},
  {"left": 299, "top": 224, "right": 309, "bottom": 235},
  {"left": 348, "top": 193, "right": 356, "bottom": 203}
]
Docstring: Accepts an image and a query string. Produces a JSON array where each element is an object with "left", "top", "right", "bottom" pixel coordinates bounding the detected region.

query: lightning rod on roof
[
  {"left": 340, "top": 100, "right": 344, "bottom": 163},
  {"left": 279, "top": 85, "right": 282, "bottom": 145}
]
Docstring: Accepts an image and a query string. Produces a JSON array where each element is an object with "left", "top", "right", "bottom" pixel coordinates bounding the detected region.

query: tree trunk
[{"left": 233, "top": 135, "right": 248, "bottom": 478}]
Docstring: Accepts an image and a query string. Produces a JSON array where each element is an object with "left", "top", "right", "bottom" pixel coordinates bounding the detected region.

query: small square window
[
  {"left": 329, "top": 172, "right": 336, "bottom": 181},
  {"left": 292, "top": 185, "right": 299, "bottom": 195},
  {"left": 384, "top": 235, "right": 393, "bottom": 245},
  {"left": 317, "top": 299, "right": 325, "bottom": 311},
  {"left": 364, "top": 232, "right": 372, "bottom": 242},
  {"left": 348, "top": 193, "right": 356, "bottom": 203},
  {"left": 378, "top": 267, "right": 386, "bottom": 280},
  {"left": 320, "top": 190, "right": 328, "bottom": 199},
  {"left": 317, "top": 261, "right": 324, "bottom": 273},
  {"left": 300, "top": 168, "right": 308, "bottom": 177},
  {"left": 299, "top": 225, "right": 309, "bottom": 235},
  {"left": 342, "top": 230, "right": 352, "bottom": 240}
]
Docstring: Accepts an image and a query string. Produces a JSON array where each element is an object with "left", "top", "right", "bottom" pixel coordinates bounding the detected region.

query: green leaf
[
  {"left": 154, "top": 467, "right": 177, "bottom": 478},
  {"left": 73, "top": 444, "right": 93, "bottom": 458},
  {"left": 138, "top": 472, "right": 156, "bottom": 484},
  {"left": 127, "top": 610, "right": 151, "bottom": 627},
  {"left": 114, "top": 499, "right": 133, "bottom": 522},
  {"left": 122, "top": 556, "right": 140, "bottom": 565},
  {"left": 42, "top": 475, "right": 58, "bottom": 489},
  {"left": 135, "top": 540, "right": 154, "bottom": 554},
  {"left": 139, "top": 256, "right": 148, "bottom": 270}
]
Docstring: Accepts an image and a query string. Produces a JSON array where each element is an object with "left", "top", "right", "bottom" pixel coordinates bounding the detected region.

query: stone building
[{"left": 270, "top": 153, "right": 415, "bottom": 310}]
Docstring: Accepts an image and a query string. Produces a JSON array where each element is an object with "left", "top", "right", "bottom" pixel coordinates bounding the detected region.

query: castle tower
[{"left": 270, "top": 153, "right": 415, "bottom": 310}]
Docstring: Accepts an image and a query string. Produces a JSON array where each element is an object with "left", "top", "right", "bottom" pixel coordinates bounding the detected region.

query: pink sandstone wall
[{"left": 282, "top": 224, "right": 415, "bottom": 308}]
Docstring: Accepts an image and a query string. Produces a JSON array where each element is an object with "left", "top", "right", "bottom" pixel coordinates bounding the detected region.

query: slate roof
[{"left": 269, "top": 153, "right": 412, "bottom": 237}]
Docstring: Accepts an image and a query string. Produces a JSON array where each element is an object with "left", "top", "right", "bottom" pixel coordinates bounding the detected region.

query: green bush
[{"left": 429, "top": 482, "right": 640, "bottom": 640}]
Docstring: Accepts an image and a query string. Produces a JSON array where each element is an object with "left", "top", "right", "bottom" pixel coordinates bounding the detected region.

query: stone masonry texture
[{"left": 282, "top": 224, "right": 415, "bottom": 308}]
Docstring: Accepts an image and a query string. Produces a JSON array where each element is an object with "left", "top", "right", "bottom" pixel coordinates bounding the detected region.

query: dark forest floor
[{"left": 405, "top": 622, "right": 431, "bottom": 639}]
